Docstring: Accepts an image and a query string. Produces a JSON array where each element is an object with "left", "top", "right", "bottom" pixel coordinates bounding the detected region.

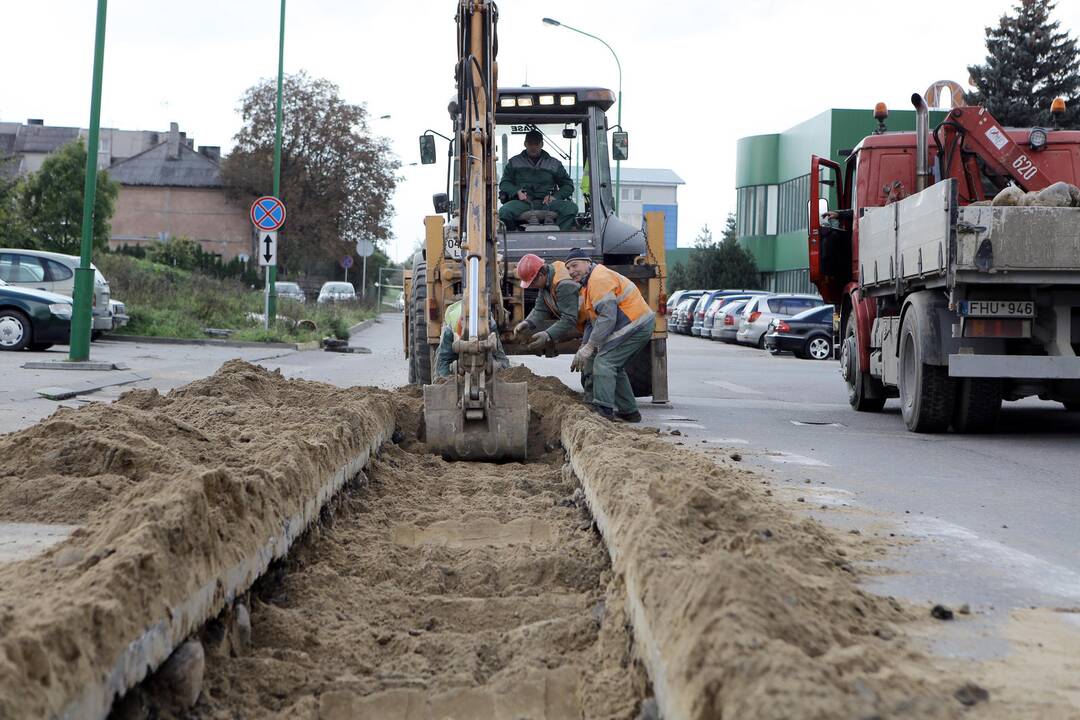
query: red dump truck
[{"left": 808, "top": 95, "right": 1080, "bottom": 432}]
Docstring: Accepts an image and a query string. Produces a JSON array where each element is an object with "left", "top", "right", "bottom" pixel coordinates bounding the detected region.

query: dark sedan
[
  {"left": 671, "top": 296, "right": 698, "bottom": 334},
  {"left": 764, "top": 304, "right": 835, "bottom": 360},
  {"left": 0, "top": 279, "right": 73, "bottom": 351}
]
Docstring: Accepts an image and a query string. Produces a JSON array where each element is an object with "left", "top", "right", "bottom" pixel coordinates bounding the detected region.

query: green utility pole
[
  {"left": 267, "top": 0, "right": 286, "bottom": 324},
  {"left": 542, "top": 17, "right": 623, "bottom": 215},
  {"left": 69, "top": 0, "right": 109, "bottom": 361}
]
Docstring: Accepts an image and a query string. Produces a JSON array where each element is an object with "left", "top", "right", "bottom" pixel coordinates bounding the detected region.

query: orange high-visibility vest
[{"left": 580, "top": 264, "right": 651, "bottom": 326}]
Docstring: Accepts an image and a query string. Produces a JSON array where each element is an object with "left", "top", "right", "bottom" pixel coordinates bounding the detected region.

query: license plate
[{"left": 959, "top": 300, "right": 1035, "bottom": 317}]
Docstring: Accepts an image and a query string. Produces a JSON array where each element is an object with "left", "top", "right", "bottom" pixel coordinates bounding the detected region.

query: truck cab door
[{"left": 808, "top": 155, "right": 850, "bottom": 304}]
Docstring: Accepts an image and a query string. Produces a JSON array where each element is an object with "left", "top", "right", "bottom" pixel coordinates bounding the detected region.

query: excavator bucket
[{"left": 424, "top": 377, "right": 529, "bottom": 461}]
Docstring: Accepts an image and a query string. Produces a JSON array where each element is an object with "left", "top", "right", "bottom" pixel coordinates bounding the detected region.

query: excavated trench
[{"left": 95, "top": 370, "right": 648, "bottom": 719}]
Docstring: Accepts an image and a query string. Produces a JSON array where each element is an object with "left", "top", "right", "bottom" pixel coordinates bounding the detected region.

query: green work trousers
[
  {"left": 581, "top": 318, "right": 655, "bottom": 414},
  {"left": 499, "top": 198, "right": 578, "bottom": 231}
]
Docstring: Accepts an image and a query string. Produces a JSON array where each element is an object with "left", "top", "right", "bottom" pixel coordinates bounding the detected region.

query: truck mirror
[
  {"left": 807, "top": 197, "right": 829, "bottom": 228},
  {"left": 612, "top": 131, "right": 629, "bottom": 161},
  {"left": 419, "top": 135, "right": 437, "bottom": 165},
  {"left": 432, "top": 192, "right": 450, "bottom": 214},
  {"left": 562, "top": 128, "right": 577, "bottom": 139}
]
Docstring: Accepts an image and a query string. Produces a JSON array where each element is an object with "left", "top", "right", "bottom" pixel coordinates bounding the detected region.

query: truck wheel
[
  {"left": 953, "top": 378, "right": 1003, "bottom": 433},
  {"left": 409, "top": 252, "right": 432, "bottom": 385},
  {"left": 899, "top": 312, "right": 954, "bottom": 432},
  {"left": 842, "top": 317, "right": 885, "bottom": 412}
]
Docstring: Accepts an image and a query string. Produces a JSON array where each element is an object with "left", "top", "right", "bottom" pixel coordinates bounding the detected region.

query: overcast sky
[{"left": 3, "top": 0, "right": 1079, "bottom": 262}]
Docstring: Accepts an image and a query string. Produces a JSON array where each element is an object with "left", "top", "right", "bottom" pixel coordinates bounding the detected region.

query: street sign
[
  {"left": 355, "top": 239, "right": 375, "bottom": 257},
  {"left": 258, "top": 231, "right": 278, "bottom": 267},
  {"left": 340, "top": 255, "right": 354, "bottom": 269},
  {"left": 250, "top": 196, "right": 286, "bottom": 232}
]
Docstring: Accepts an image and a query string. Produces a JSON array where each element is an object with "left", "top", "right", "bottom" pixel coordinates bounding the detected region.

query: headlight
[
  {"left": 1029, "top": 127, "right": 1048, "bottom": 151},
  {"left": 49, "top": 303, "right": 73, "bottom": 318}
]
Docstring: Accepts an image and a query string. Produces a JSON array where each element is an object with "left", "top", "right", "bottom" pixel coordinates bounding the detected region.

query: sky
[{"left": 3, "top": 0, "right": 1080, "bottom": 262}]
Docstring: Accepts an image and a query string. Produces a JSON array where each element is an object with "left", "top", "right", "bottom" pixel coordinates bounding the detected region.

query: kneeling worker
[
  {"left": 564, "top": 248, "right": 655, "bottom": 422},
  {"left": 435, "top": 300, "right": 509, "bottom": 378},
  {"left": 512, "top": 253, "right": 583, "bottom": 351}
]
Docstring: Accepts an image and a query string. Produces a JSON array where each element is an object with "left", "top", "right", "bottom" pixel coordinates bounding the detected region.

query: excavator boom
[{"left": 423, "top": 0, "right": 528, "bottom": 461}]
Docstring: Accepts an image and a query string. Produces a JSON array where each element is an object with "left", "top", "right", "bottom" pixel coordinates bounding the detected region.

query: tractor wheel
[
  {"left": 408, "top": 253, "right": 432, "bottom": 385},
  {"left": 626, "top": 340, "right": 654, "bottom": 398}
]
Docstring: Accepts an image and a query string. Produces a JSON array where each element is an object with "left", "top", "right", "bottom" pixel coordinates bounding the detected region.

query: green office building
[{"left": 735, "top": 107, "right": 946, "bottom": 293}]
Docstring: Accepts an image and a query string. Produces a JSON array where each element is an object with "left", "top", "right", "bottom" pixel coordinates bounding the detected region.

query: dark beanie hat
[
  {"left": 524, "top": 129, "right": 543, "bottom": 143},
  {"left": 564, "top": 247, "right": 592, "bottom": 263}
]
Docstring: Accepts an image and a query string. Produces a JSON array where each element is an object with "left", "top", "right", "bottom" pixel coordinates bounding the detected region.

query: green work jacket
[{"left": 499, "top": 150, "right": 574, "bottom": 202}]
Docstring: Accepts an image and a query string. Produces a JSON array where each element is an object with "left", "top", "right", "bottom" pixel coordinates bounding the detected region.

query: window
[
  {"left": 620, "top": 187, "right": 642, "bottom": 201},
  {"left": 777, "top": 174, "right": 811, "bottom": 234},
  {"left": 768, "top": 296, "right": 821, "bottom": 314},
  {"left": 0, "top": 254, "right": 46, "bottom": 283},
  {"left": 736, "top": 184, "right": 777, "bottom": 237},
  {"left": 46, "top": 260, "right": 73, "bottom": 282}
]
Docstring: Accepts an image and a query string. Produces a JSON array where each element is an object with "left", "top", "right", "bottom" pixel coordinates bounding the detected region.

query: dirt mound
[
  {"left": 0, "top": 361, "right": 396, "bottom": 719},
  {"left": 563, "top": 407, "right": 971, "bottom": 719}
]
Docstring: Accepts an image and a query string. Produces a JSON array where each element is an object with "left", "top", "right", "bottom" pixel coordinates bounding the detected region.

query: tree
[
  {"left": 16, "top": 140, "right": 118, "bottom": 254},
  {"left": 0, "top": 173, "right": 30, "bottom": 248},
  {"left": 223, "top": 71, "right": 400, "bottom": 277},
  {"left": 967, "top": 0, "right": 1080, "bottom": 129},
  {"left": 671, "top": 215, "right": 760, "bottom": 291}
]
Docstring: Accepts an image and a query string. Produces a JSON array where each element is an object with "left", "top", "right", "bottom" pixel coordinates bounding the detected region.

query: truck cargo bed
[{"left": 858, "top": 179, "right": 1080, "bottom": 291}]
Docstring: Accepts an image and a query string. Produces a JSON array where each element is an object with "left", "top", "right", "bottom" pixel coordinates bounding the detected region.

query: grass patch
[{"left": 97, "top": 254, "right": 374, "bottom": 343}]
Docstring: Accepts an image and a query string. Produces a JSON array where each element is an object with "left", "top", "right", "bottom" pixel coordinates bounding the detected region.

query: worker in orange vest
[
  {"left": 564, "top": 247, "right": 655, "bottom": 422},
  {"left": 512, "top": 253, "right": 584, "bottom": 351}
]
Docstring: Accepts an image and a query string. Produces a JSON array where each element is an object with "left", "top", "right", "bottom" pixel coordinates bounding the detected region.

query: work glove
[
  {"left": 570, "top": 342, "right": 596, "bottom": 372},
  {"left": 513, "top": 320, "right": 531, "bottom": 337},
  {"left": 527, "top": 331, "right": 551, "bottom": 352}
]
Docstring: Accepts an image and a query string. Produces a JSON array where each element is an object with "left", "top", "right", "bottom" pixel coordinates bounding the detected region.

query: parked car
[
  {"left": 671, "top": 296, "right": 698, "bottom": 335},
  {"left": 702, "top": 292, "right": 769, "bottom": 339},
  {"left": 692, "top": 290, "right": 767, "bottom": 337},
  {"left": 764, "top": 304, "right": 836, "bottom": 360},
  {"left": 736, "top": 294, "right": 826, "bottom": 348},
  {"left": 317, "top": 281, "right": 357, "bottom": 304},
  {"left": 0, "top": 278, "right": 73, "bottom": 351},
  {"left": 0, "top": 249, "right": 112, "bottom": 335},
  {"left": 277, "top": 282, "right": 306, "bottom": 304},
  {"left": 109, "top": 299, "right": 129, "bottom": 330},
  {"left": 667, "top": 290, "right": 704, "bottom": 331},
  {"left": 709, "top": 298, "right": 757, "bottom": 342}
]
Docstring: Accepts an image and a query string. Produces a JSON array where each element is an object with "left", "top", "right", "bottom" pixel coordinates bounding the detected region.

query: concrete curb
[
  {"left": 347, "top": 318, "right": 377, "bottom": 336},
  {"left": 63, "top": 415, "right": 395, "bottom": 720},
  {"left": 103, "top": 335, "right": 319, "bottom": 351}
]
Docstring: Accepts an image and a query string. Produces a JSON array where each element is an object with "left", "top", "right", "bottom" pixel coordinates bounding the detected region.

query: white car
[
  {"left": 317, "top": 282, "right": 357, "bottom": 304},
  {"left": 0, "top": 249, "right": 113, "bottom": 333},
  {"left": 736, "top": 294, "right": 826, "bottom": 348}
]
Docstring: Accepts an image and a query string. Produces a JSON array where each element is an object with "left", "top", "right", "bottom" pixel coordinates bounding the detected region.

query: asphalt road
[{"left": 4, "top": 315, "right": 1078, "bottom": 658}]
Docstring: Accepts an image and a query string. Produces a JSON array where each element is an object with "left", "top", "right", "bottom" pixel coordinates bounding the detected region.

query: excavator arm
[{"left": 423, "top": 0, "right": 528, "bottom": 461}]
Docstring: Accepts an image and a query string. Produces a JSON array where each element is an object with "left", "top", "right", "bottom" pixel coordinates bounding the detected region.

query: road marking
[
  {"left": 767, "top": 452, "right": 831, "bottom": 467},
  {"left": 907, "top": 516, "right": 1080, "bottom": 600},
  {"left": 663, "top": 422, "right": 705, "bottom": 429},
  {"left": 704, "top": 437, "right": 750, "bottom": 445},
  {"left": 790, "top": 420, "right": 844, "bottom": 427},
  {"left": 703, "top": 380, "right": 762, "bottom": 395}
]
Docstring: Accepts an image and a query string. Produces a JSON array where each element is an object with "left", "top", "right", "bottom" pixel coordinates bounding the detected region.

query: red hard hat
[{"left": 517, "top": 254, "right": 544, "bottom": 288}]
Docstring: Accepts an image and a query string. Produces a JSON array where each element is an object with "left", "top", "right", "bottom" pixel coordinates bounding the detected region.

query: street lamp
[{"left": 542, "top": 16, "right": 623, "bottom": 215}]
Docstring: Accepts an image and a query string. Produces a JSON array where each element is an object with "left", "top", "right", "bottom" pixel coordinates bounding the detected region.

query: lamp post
[
  {"left": 542, "top": 17, "right": 622, "bottom": 215},
  {"left": 69, "top": 0, "right": 109, "bottom": 361},
  {"left": 266, "top": 0, "right": 286, "bottom": 327}
]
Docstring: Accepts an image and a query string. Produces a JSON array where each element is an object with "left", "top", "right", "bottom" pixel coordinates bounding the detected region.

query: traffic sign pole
[{"left": 267, "top": 0, "right": 286, "bottom": 325}]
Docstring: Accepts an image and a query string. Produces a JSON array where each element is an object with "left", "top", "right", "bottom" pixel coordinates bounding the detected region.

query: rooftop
[{"left": 107, "top": 141, "right": 222, "bottom": 188}]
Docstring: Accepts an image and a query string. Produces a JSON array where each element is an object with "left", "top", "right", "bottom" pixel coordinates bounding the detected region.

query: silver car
[
  {"left": 0, "top": 249, "right": 113, "bottom": 332},
  {"left": 710, "top": 298, "right": 755, "bottom": 342},
  {"left": 317, "top": 281, "right": 357, "bottom": 304},
  {"left": 736, "top": 294, "right": 825, "bottom": 348},
  {"left": 277, "top": 282, "right": 306, "bottom": 304}
]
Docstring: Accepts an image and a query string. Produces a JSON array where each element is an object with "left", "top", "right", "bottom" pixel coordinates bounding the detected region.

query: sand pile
[
  {"left": 562, "top": 407, "right": 974, "bottom": 719},
  {"left": 0, "top": 361, "right": 396, "bottom": 719}
]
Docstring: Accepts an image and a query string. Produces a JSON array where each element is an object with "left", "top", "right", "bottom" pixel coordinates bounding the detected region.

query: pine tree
[
  {"left": 967, "top": 0, "right": 1080, "bottom": 129},
  {"left": 680, "top": 217, "right": 760, "bottom": 290}
]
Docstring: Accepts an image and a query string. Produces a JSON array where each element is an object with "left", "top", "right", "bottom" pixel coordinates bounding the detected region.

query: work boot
[
  {"left": 590, "top": 403, "right": 614, "bottom": 419},
  {"left": 615, "top": 410, "right": 642, "bottom": 423}
]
